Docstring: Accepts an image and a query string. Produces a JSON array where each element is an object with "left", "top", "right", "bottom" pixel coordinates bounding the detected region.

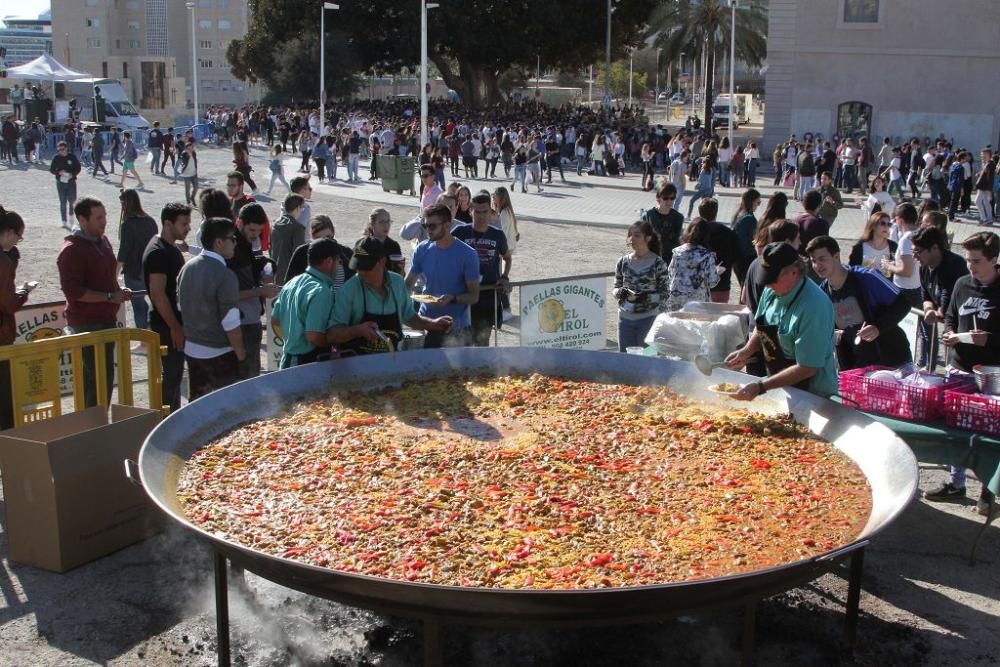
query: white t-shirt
[
  {"left": 861, "top": 242, "right": 892, "bottom": 275},
  {"left": 889, "top": 157, "right": 901, "bottom": 182},
  {"left": 893, "top": 231, "right": 922, "bottom": 290}
]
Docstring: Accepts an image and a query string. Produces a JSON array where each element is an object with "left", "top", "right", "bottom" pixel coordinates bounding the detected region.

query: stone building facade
[{"left": 763, "top": 0, "right": 1000, "bottom": 152}]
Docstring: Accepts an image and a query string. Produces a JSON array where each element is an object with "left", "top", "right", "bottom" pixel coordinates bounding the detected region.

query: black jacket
[
  {"left": 920, "top": 250, "right": 968, "bottom": 313},
  {"left": 821, "top": 267, "right": 912, "bottom": 370},
  {"left": 945, "top": 274, "right": 1000, "bottom": 371},
  {"left": 285, "top": 242, "right": 355, "bottom": 285}
]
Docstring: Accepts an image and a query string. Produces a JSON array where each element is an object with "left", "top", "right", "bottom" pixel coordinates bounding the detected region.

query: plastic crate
[
  {"left": 944, "top": 385, "right": 1000, "bottom": 436},
  {"left": 838, "top": 365, "right": 890, "bottom": 409},
  {"left": 839, "top": 366, "right": 971, "bottom": 421}
]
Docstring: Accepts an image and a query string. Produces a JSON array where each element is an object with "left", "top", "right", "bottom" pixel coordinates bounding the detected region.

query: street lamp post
[
  {"left": 604, "top": 0, "right": 612, "bottom": 107},
  {"left": 728, "top": 0, "right": 738, "bottom": 148},
  {"left": 185, "top": 2, "right": 198, "bottom": 125},
  {"left": 320, "top": 2, "right": 340, "bottom": 139},
  {"left": 654, "top": 48, "right": 661, "bottom": 107},
  {"left": 419, "top": 1, "right": 440, "bottom": 147},
  {"left": 627, "top": 51, "right": 633, "bottom": 107}
]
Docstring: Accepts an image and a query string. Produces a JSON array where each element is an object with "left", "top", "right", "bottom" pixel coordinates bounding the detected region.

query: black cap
[
  {"left": 349, "top": 237, "right": 386, "bottom": 271},
  {"left": 307, "top": 237, "right": 341, "bottom": 267},
  {"left": 760, "top": 242, "right": 800, "bottom": 284}
]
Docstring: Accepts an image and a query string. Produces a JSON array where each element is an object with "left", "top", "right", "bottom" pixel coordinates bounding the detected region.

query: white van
[{"left": 62, "top": 78, "right": 150, "bottom": 132}]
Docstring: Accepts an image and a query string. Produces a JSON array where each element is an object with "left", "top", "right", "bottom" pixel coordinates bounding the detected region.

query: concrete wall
[{"left": 764, "top": 0, "right": 1000, "bottom": 152}]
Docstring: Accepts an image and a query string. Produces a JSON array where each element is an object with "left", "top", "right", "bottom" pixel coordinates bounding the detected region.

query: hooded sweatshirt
[{"left": 57, "top": 231, "right": 119, "bottom": 326}]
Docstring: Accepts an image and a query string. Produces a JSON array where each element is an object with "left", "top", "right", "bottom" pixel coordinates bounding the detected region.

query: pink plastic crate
[
  {"left": 945, "top": 385, "right": 1000, "bottom": 436},
  {"left": 839, "top": 366, "right": 971, "bottom": 421},
  {"left": 838, "top": 365, "right": 890, "bottom": 410}
]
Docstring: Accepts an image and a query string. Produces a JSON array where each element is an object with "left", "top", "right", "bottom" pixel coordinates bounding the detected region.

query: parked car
[
  {"left": 670, "top": 92, "right": 687, "bottom": 103},
  {"left": 657, "top": 91, "right": 671, "bottom": 102}
]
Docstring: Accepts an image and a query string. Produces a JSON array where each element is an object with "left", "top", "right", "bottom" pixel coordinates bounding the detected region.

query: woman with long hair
[
  {"left": 718, "top": 136, "right": 733, "bottom": 187},
  {"left": 177, "top": 138, "right": 199, "bottom": 205},
  {"left": 640, "top": 143, "right": 655, "bottom": 191},
  {"left": 363, "top": 207, "right": 405, "bottom": 275},
  {"left": 665, "top": 217, "right": 720, "bottom": 311},
  {"left": 759, "top": 191, "right": 789, "bottom": 228},
  {"left": 848, "top": 211, "right": 897, "bottom": 275},
  {"left": 117, "top": 188, "right": 158, "bottom": 330},
  {"left": 733, "top": 188, "right": 762, "bottom": 286},
  {"left": 491, "top": 186, "right": 520, "bottom": 320},
  {"left": 0, "top": 206, "right": 31, "bottom": 428},
  {"left": 613, "top": 221, "right": 670, "bottom": 351},
  {"left": 297, "top": 128, "right": 312, "bottom": 174},
  {"left": 863, "top": 174, "right": 896, "bottom": 221},
  {"left": 455, "top": 185, "right": 473, "bottom": 224},
  {"left": 231, "top": 141, "right": 257, "bottom": 192}
]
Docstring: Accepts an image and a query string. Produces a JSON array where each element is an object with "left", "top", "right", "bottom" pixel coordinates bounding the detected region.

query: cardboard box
[{"left": 0, "top": 405, "right": 162, "bottom": 573}]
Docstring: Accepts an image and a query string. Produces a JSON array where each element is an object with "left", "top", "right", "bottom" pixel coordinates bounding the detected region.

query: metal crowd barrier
[{"left": 0, "top": 328, "right": 166, "bottom": 428}]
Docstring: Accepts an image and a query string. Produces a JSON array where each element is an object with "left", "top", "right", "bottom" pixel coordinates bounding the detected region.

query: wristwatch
[{"left": 756, "top": 381, "right": 767, "bottom": 395}]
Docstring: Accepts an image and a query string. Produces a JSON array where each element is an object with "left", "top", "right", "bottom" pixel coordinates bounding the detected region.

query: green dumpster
[{"left": 377, "top": 155, "right": 416, "bottom": 195}]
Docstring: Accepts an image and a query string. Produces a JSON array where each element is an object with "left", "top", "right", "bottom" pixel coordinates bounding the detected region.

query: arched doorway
[{"left": 837, "top": 101, "right": 872, "bottom": 141}]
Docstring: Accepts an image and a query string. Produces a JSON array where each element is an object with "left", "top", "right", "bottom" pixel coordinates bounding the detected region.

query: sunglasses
[
  {"left": 421, "top": 222, "right": 443, "bottom": 230},
  {"left": 658, "top": 196, "right": 675, "bottom": 201}
]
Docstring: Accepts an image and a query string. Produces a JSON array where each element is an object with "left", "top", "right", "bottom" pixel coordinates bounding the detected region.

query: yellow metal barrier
[{"left": 0, "top": 328, "right": 167, "bottom": 427}]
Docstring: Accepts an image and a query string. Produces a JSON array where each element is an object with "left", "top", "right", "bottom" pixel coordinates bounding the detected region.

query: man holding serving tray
[{"left": 404, "top": 203, "right": 480, "bottom": 348}]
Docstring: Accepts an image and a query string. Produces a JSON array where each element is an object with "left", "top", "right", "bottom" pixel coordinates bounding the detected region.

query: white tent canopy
[{"left": 7, "top": 53, "right": 91, "bottom": 81}]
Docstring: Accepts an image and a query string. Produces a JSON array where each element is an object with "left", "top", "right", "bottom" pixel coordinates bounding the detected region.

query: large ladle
[{"left": 694, "top": 354, "right": 727, "bottom": 376}]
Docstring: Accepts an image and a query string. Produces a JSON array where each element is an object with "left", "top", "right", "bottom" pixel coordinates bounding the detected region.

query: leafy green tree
[
  {"left": 228, "top": 0, "right": 657, "bottom": 109},
  {"left": 594, "top": 62, "right": 650, "bottom": 102},
  {"left": 647, "top": 0, "right": 767, "bottom": 129}
]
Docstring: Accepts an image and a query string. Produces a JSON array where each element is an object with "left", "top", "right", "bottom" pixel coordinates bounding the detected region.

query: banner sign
[
  {"left": 14, "top": 300, "right": 127, "bottom": 396},
  {"left": 519, "top": 277, "right": 607, "bottom": 350}
]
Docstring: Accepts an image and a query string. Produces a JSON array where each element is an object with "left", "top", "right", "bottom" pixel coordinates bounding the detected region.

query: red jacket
[{"left": 57, "top": 233, "right": 120, "bottom": 326}]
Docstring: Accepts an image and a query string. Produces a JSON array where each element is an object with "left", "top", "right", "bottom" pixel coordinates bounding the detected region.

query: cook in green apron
[
  {"left": 725, "top": 242, "right": 838, "bottom": 400},
  {"left": 328, "top": 237, "right": 455, "bottom": 353}
]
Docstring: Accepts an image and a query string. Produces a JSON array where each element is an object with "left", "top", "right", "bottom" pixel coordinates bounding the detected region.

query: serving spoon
[{"left": 694, "top": 354, "right": 727, "bottom": 376}]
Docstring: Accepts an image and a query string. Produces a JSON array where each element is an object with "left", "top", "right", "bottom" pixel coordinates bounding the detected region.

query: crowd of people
[{"left": 4, "top": 97, "right": 1000, "bottom": 510}]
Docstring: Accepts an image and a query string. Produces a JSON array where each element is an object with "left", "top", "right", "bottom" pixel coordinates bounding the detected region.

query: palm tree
[{"left": 648, "top": 0, "right": 768, "bottom": 131}]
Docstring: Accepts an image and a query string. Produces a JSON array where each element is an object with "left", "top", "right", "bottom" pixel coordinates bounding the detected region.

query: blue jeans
[
  {"left": 798, "top": 175, "right": 815, "bottom": 198},
  {"left": 512, "top": 164, "right": 527, "bottom": 191},
  {"left": 125, "top": 276, "right": 149, "bottom": 329},
  {"left": 720, "top": 163, "right": 730, "bottom": 187},
  {"left": 150, "top": 148, "right": 161, "bottom": 173},
  {"left": 843, "top": 165, "right": 858, "bottom": 193},
  {"left": 618, "top": 315, "right": 656, "bottom": 352},
  {"left": 747, "top": 159, "right": 758, "bottom": 186},
  {"left": 348, "top": 154, "right": 360, "bottom": 181}
]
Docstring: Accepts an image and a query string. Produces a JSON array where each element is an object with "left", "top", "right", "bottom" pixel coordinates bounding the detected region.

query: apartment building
[
  {"left": 52, "top": 0, "right": 254, "bottom": 125},
  {"left": 763, "top": 0, "right": 1000, "bottom": 153},
  {"left": 52, "top": 0, "right": 186, "bottom": 123},
  {"left": 167, "top": 0, "right": 257, "bottom": 111}
]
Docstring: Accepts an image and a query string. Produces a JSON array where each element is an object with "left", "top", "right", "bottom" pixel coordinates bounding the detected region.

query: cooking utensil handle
[
  {"left": 123, "top": 459, "right": 142, "bottom": 488},
  {"left": 816, "top": 540, "right": 869, "bottom": 563}
]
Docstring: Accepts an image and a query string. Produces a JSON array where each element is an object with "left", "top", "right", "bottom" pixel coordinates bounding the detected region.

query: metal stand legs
[
  {"left": 843, "top": 547, "right": 865, "bottom": 653},
  {"left": 215, "top": 552, "right": 231, "bottom": 667},
  {"left": 969, "top": 501, "right": 998, "bottom": 565},
  {"left": 424, "top": 617, "right": 444, "bottom": 667},
  {"left": 740, "top": 600, "right": 757, "bottom": 666}
]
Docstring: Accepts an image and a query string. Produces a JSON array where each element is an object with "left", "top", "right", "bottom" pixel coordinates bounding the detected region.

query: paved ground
[{"left": 0, "top": 138, "right": 997, "bottom": 666}]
